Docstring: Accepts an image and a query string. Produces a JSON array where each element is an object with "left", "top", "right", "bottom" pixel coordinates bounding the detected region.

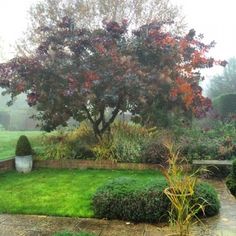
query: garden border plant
[{"left": 161, "top": 140, "right": 212, "bottom": 236}]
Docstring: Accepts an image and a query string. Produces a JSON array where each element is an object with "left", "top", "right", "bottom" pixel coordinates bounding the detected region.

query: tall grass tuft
[{"left": 162, "top": 139, "right": 206, "bottom": 236}]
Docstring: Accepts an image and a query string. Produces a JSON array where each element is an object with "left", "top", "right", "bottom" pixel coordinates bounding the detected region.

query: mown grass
[
  {"left": 0, "top": 168, "right": 164, "bottom": 217},
  {"left": 0, "top": 131, "right": 44, "bottom": 160}
]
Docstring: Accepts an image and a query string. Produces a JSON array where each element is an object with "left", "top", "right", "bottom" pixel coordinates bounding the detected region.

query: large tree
[
  {"left": 0, "top": 18, "right": 226, "bottom": 138},
  {"left": 207, "top": 57, "right": 236, "bottom": 98}
]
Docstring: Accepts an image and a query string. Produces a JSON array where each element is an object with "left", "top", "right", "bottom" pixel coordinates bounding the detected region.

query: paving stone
[
  {"left": 143, "top": 224, "right": 166, "bottom": 236},
  {"left": 0, "top": 215, "right": 10, "bottom": 224},
  {"left": 101, "top": 220, "right": 145, "bottom": 236},
  {"left": 101, "top": 228, "right": 142, "bottom": 236},
  {"left": 74, "top": 219, "right": 107, "bottom": 236}
]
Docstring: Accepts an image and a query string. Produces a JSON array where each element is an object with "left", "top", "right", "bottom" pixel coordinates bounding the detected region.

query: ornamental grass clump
[
  {"left": 15, "top": 135, "right": 32, "bottom": 156},
  {"left": 162, "top": 139, "right": 207, "bottom": 236}
]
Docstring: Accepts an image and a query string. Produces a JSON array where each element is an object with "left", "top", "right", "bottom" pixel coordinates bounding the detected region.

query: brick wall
[
  {"left": 0, "top": 158, "right": 15, "bottom": 172},
  {"left": 34, "top": 159, "right": 161, "bottom": 171}
]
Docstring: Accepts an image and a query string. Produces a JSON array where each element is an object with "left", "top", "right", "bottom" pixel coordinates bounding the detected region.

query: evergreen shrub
[
  {"left": 93, "top": 177, "right": 220, "bottom": 223},
  {"left": 15, "top": 135, "right": 32, "bottom": 156}
]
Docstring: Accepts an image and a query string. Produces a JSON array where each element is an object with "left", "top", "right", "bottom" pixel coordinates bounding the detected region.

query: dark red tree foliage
[{"left": 0, "top": 18, "right": 226, "bottom": 137}]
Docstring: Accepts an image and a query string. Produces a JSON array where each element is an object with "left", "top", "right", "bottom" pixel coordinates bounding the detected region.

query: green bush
[
  {"left": 92, "top": 177, "right": 220, "bottom": 223},
  {"left": 93, "top": 177, "right": 169, "bottom": 222},
  {"left": 194, "top": 182, "right": 220, "bottom": 216},
  {"left": 53, "top": 231, "right": 96, "bottom": 236},
  {"left": 15, "top": 135, "right": 32, "bottom": 156},
  {"left": 226, "top": 159, "right": 236, "bottom": 197},
  {"left": 213, "top": 93, "right": 236, "bottom": 118},
  {"left": 178, "top": 121, "right": 236, "bottom": 161}
]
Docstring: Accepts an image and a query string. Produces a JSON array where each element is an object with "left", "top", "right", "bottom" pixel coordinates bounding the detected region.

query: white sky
[
  {"left": 173, "top": 0, "right": 236, "bottom": 60},
  {"left": 171, "top": 0, "right": 236, "bottom": 87},
  {"left": 0, "top": 0, "right": 235, "bottom": 76},
  {"left": 0, "top": 0, "right": 36, "bottom": 60}
]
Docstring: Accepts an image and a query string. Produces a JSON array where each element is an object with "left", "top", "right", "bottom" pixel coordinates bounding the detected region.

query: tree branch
[
  {"left": 82, "top": 105, "right": 95, "bottom": 124},
  {"left": 101, "top": 97, "right": 122, "bottom": 134}
]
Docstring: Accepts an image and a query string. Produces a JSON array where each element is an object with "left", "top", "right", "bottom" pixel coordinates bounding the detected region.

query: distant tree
[
  {"left": 0, "top": 19, "right": 225, "bottom": 138},
  {"left": 207, "top": 57, "right": 236, "bottom": 98}
]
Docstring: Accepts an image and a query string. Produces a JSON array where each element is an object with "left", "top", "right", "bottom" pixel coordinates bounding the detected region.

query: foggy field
[{"left": 0, "top": 131, "right": 43, "bottom": 160}]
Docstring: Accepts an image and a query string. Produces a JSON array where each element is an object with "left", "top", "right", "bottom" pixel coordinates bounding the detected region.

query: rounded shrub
[
  {"left": 15, "top": 135, "right": 32, "bottom": 156},
  {"left": 193, "top": 182, "right": 220, "bottom": 217},
  {"left": 93, "top": 177, "right": 169, "bottom": 223},
  {"left": 226, "top": 159, "right": 236, "bottom": 197},
  {"left": 92, "top": 177, "right": 220, "bottom": 223},
  {"left": 213, "top": 93, "right": 236, "bottom": 118}
]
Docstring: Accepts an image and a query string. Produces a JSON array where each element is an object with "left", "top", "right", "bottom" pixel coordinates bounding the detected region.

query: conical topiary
[{"left": 15, "top": 135, "right": 32, "bottom": 156}]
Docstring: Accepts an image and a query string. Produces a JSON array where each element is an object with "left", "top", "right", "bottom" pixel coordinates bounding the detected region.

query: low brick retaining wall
[
  {"left": 34, "top": 159, "right": 161, "bottom": 171},
  {"left": 0, "top": 158, "right": 15, "bottom": 172}
]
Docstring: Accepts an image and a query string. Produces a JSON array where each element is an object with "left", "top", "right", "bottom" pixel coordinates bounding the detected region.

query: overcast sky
[
  {"left": 0, "top": 0, "right": 235, "bottom": 76},
  {"left": 173, "top": 0, "right": 236, "bottom": 60},
  {"left": 0, "top": 0, "right": 35, "bottom": 59}
]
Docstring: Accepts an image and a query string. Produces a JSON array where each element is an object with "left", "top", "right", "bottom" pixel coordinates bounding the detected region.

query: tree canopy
[
  {"left": 18, "top": 0, "right": 185, "bottom": 58},
  {"left": 207, "top": 57, "right": 236, "bottom": 98},
  {"left": 0, "top": 18, "right": 226, "bottom": 138}
]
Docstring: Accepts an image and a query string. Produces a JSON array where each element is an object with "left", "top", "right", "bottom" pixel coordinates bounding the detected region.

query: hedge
[{"left": 92, "top": 177, "right": 220, "bottom": 223}]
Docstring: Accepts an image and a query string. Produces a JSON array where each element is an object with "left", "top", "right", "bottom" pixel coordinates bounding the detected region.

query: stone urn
[{"left": 15, "top": 135, "right": 33, "bottom": 173}]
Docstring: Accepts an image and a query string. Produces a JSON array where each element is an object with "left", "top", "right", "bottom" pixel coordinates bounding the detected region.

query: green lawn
[
  {"left": 0, "top": 168, "right": 164, "bottom": 217},
  {"left": 0, "top": 131, "right": 44, "bottom": 160}
]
